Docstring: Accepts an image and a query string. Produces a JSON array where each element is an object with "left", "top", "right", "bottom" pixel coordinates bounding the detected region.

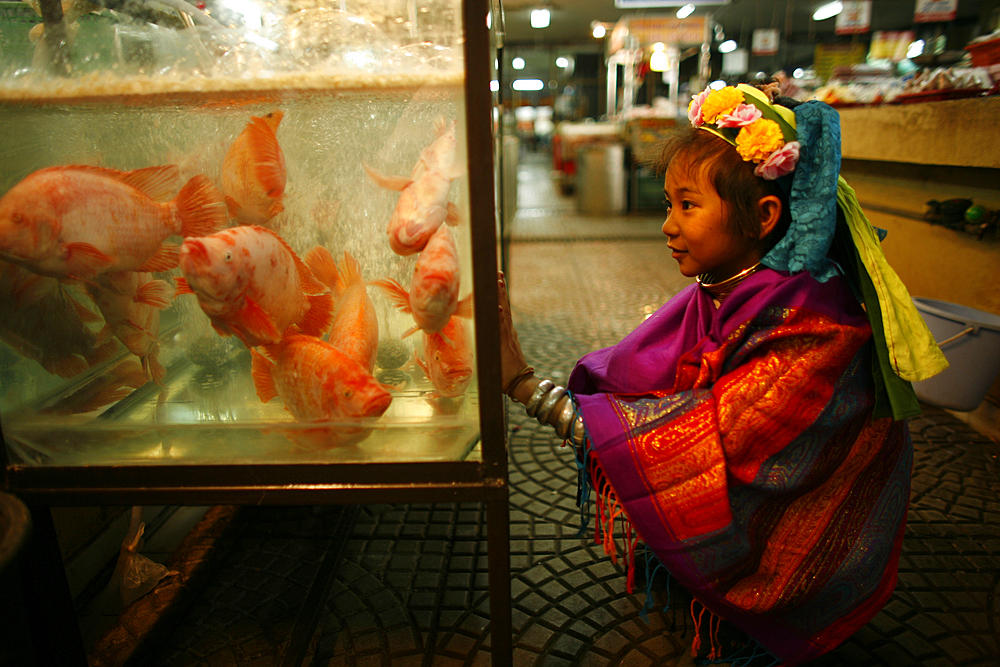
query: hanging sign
[
  {"left": 914, "top": 0, "right": 958, "bottom": 22},
  {"left": 835, "top": 0, "right": 871, "bottom": 34},
  {"left": 621, "top": 16, "right": 707, "bottom": 47},
  {"left": 752, "top": 28, "right": 780, "bottom": 55},
  {"left": 870, "top": 30, "right": 916, "bottom": 61}
]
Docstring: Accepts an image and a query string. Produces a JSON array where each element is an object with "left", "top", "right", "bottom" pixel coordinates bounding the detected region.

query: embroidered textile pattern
[{"left": 578, "top": 293, "right": 911, "bottom": 665}]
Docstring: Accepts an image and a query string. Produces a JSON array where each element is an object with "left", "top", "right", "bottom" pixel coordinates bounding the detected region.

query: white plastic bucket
[{"left": 911, "top": 298, "right": 1000, "bottom": 411}]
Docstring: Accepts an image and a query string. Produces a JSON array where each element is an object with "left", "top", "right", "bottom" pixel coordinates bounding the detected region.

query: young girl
[{"left": 499, "top": 83, "right": 948, "bottom": 665}]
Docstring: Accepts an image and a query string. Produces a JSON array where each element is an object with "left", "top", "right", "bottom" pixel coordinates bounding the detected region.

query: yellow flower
[
  {"left": 699, "top": 87, "right": 744, "bottom": 125},
  {"left": 735, "top": 119, "right": 784, "bottom": 163}
]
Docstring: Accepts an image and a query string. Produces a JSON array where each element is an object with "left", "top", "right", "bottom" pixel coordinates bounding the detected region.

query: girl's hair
[{"left": 649, "top": 127, "right": 792, "bottom": 246}]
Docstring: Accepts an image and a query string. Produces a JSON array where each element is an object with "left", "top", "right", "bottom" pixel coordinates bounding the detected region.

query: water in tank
[{"left": 0, "top": 0, "right": 481, "bottom": 465}]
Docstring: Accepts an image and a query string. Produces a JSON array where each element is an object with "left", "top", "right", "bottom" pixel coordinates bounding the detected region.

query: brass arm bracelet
[
  {"left": 524, "top": 380, "right": 554, "bottom": 418},
  {"left": 536, "top": 385, "right": 567, "bottom": 423}
]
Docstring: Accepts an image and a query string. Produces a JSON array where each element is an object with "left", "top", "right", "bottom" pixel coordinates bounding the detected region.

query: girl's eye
[{"left": 681, "top": 200, "right": 694, "bottom": 210}]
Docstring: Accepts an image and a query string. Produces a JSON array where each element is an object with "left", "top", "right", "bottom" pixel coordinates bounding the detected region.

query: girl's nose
[{"left": 661, "top": 212, "right": 675, "bottom": 237}]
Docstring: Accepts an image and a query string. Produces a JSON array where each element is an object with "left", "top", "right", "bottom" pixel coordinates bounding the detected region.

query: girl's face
[{"left": 661, "top": 156, "right": 765, "bottom": 281}]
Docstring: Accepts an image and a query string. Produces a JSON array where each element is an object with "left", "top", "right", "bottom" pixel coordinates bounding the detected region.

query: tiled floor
[{"left": 78, "top": 151, "right": 1000, "bottom": 667}]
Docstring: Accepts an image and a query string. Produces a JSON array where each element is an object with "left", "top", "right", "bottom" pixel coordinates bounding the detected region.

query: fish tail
[
  {"left": 303, "top": 246, "right": 345, "bottom": 296},
  {"left": 135, "top": 279, "right": 174, "bottom": 310},
  {"left": 300, "top": 292, "right": 335, "bottom": 338},
  {"left": 369, "top": 278, "right": 411, "bottom": 313},
  {"left": 175, "top": 174, "right": 229, "bottom": 238},
  {"left": 454, "top": 294, "right": 474, "bottom": 319},
  {"left": 250, "top": 348, "right": 279, "bottom": 403},
  {"left": 362, "top": 162, "right": 410, "bottom": 192}
]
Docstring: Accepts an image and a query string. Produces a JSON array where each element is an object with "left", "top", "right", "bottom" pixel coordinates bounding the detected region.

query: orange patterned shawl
[{"left": 568, "top": 268, "right": 911, "bottom": 666}]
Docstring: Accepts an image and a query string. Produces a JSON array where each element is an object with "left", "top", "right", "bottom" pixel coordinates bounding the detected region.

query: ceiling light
[
  {"left": 512, "top": 57, "right": 525, "bottom": 70},
  {"left": 676, "top": 3, "right": 695, "bottom": 19},
  {"left": 530, "top": 8, "right": 550, "bottom": 29},
  {"left": 650, "top": 50, "right": 667, "bottom": 72},
  {"left": 718, "top": 39, "right": 737, "bottom": 53},
  {"left": 556, "top": 56, "right": 569, "bottom": 68},
  {"left": 812, "top": 1, "right": 843, "bottom": 21},
  {"left": 512, "top": 79, "right": 545, "bottom": 91},
  {"left": 593, "top": 24, "right": 607, "bottom": 38}
]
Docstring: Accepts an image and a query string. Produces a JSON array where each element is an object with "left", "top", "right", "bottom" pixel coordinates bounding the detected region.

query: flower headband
[{"left": 688, "top": 83, "right": 800, "bottom": 180}]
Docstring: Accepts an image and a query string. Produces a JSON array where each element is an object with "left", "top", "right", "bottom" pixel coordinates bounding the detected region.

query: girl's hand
[{"left": 498, "top": 271, "right": 531, "bottom": 393}]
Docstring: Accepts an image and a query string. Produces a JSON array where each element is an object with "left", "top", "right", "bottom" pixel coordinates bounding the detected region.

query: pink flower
[
  {"left": 717, "top": 103, "right": 762, "bottom": 128},
  {"left": 687, "top": 88, "right": 711, "bottom": 126},
  {"left": 754, "top": 141, "right": 800, "bottom": 180}
]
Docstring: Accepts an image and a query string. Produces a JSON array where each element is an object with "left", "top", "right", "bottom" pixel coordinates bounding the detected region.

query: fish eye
[
  {"left": 224, "top": 251, "right": 233, "bottom": 262},
  {"left": 344, "top": 390, "right": 353, "bottom": 399}
]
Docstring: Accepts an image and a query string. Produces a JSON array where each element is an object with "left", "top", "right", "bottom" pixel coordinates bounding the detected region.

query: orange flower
[
  {"left": 735, "top": 119, "right": 784, "bottom": 163},
  {"left": 699, "top": 87, "right": 744, "bottom": 125}
]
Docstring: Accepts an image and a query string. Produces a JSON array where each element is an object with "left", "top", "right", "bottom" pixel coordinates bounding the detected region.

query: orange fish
[
  {"left": 221, "top": 110, "right": 287, "bottom": 227},
  {"left": 176, "top": 225, "right": 334, "bottom": 349},
  {"left": 250, "top": 333, "right": 392, "bottom": 423},
  {"left": 39, "top": 359, "right": 147, "bottom": 415},
  {"left": 87, "top": 271, "right": 173, "bottom": 385},
  {"left": 0, "top": 165, "right": 227, "bottom": 281},
  {"left": 0, "top": 260, "right": 118, "bottom": 378},
  {"left": 371, "top": 224, "right": 471, "bottom": 339},
  {"left": 304, "top": 247, "right": 379, "bottom": 373},
  {"left": 363, "top": 116, "right": 461, "bottom": 256},
  {"left": 415, "top": 316, "right": 473, "bottom": 398}
]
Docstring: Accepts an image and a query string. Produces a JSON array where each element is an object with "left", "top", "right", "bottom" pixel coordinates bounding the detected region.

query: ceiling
[{"left": 499, "top": 0, "right": 993, "bottom": 49}]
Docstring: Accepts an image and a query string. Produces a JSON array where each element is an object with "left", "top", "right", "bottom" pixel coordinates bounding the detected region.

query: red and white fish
[
  {"left": 221, "top": 110, "right": 287, "bottom": 227},
  {"left": 304, "top": 247, "right": 379, "bottom": 373},
  {"left": 363, "top": 116, "right": 461, "bottom": 256},
  {"left": 371, "top": 224, "right": 471, "bottom": 338},
  {"left": 416, "top": 316, "right": 473, "bottom": 398},
  {"left": 250, "top": 333, "right": 392, "bottom": 423},
  {"left": 0, "top": 260, "right": 118, "bottom": 378},
  {"left": 87, "top": 271, "right": 173, "bottom": 385},
  {"left": 176, "top": 225, "right": 334, "bottom": 349},
  {"left": 0, "top": 165, "right": 226, "bottom": 281}
]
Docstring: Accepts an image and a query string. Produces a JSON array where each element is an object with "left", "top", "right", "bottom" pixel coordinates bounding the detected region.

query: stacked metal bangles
[{"left": 523, "top": 379, "right": 585, "bottom": 445}]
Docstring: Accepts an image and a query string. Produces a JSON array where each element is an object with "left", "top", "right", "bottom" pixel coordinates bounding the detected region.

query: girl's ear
[{"left": 757, "top": 195, "right": 782, "bottom": 240}]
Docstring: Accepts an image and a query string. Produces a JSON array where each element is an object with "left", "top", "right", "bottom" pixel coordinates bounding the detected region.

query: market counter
[{"left": 838, "top": 96, "right": 1000, "bottom": 168}]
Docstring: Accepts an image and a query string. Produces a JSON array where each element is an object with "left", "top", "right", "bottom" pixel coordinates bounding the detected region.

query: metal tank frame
[{"left": 0, "top": 0, "right": 512, "bottom": 664}]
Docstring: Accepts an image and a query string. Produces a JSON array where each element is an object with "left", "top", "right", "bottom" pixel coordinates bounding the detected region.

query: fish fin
[
  {"left": 173, "top": 276, "right": 194, "bottom": 296},
  {"left": 250, "top": 348, "right": 279, "bottom": 403},
  {"left": 119, "top": 165, "right": 183, "bottom": 202},
  {"left": 64, "top": 242, "right": 114, "bottom": 278},
  {"left": 145, "top": 351, "right": 167, "bottom": 387},
  {"left": 445, "top": 202, "right": 461, "bottom": 226},
  {"left": 413, "top": 350, "right": 430, "bottom": 377},
  {"left": 239, "top": 298, "right": 282, "bottom": 344},
  {"left": 369, "top": 278, "right": 411, "bottom": 313},
  {"left": 362, "top": 162, "right": 410, "bottom": 192},
  {"left": 225, "top": 195, "right": 243, "bottom": 221},
  {"left": 137, "top": 244, "right": 180, "bottom": 273},
  {"left": 433, "top": 115, "right": 449, "bottom": 136},
  {"left": 400, "top": 324, "right": 420, "bottom": 339},
  {"left": 175, "top": 174, "right": 228, "bottom": 238},
  {"left": 339, "top": 251, "right": 364, "bottom": 288},
  {"left": 454, "top": 294, "right": 474, "bottom": 319},
  {"left": 267, "top": 201, "right": 285, "bottom": 218},
  {"left": 299, "top": 292, "right": 335, "bottom": 338},
  {"left": 44, "top": 354, "right": 90, "bottom": 379},
  {"left": 303, "top": 246, "right": 345, "bottom": 296},
  {"left": 69, "top": 294, "right": 104, "bottom": 324},
  {"left": 135, "top": 279, "right": 174, "bottom": 309},
  {"left": 247, "top": 117, "right": 286, "bottom": 199}
]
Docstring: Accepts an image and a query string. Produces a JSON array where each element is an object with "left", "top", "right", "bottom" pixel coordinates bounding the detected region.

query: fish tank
[{"left": 0, "top": 0, "right": 506, "bottom": 488}]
